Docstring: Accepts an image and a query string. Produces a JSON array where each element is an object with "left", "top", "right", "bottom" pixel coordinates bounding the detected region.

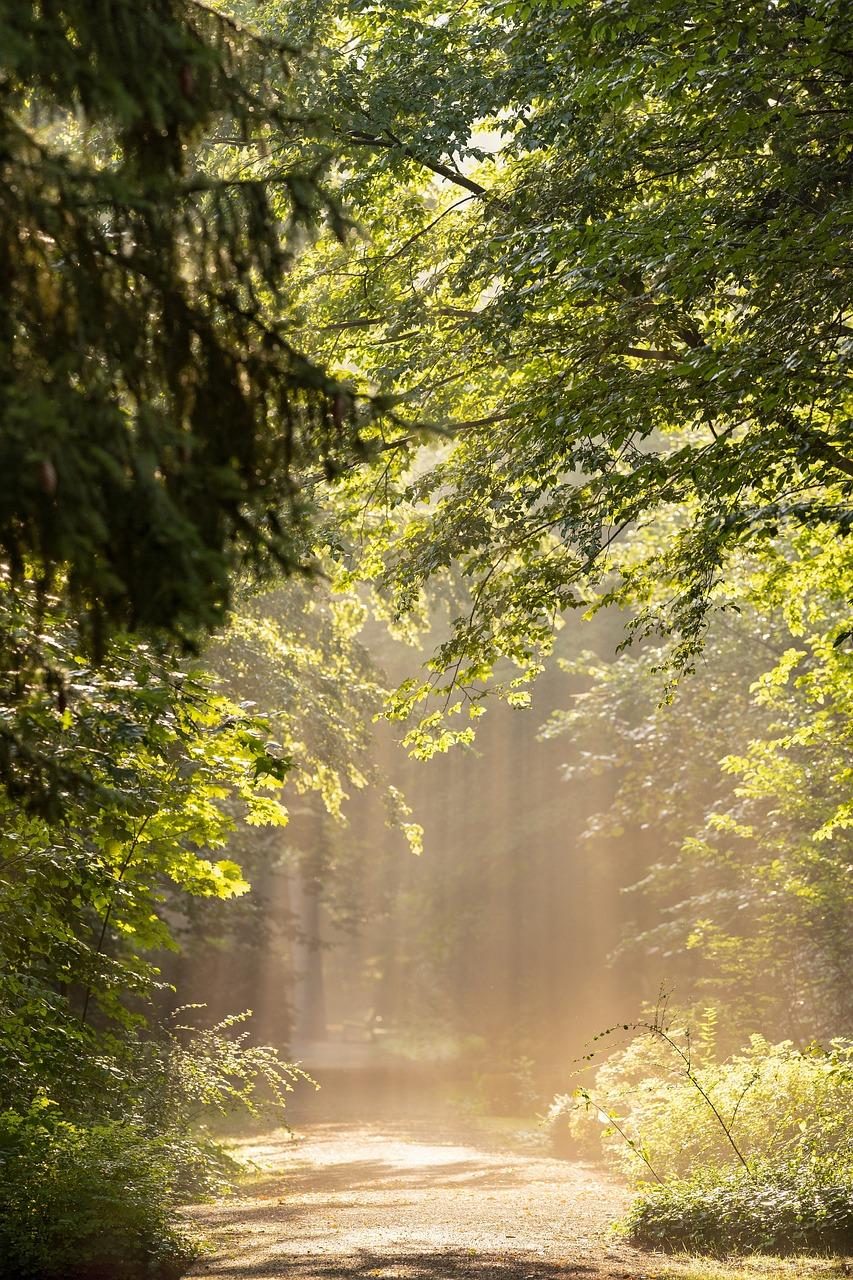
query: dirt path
[{"left": 187, "top": 1120, "right": 656, "bottom": 1279}]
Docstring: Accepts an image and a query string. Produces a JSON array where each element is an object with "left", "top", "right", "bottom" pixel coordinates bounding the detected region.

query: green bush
[
  {"left": 551, "top": 1033, "right": 853, "bottom": 1181},
  {"left": 548, "top": 1027, "right": 853, "bottom": 1254},
  {"left": 0, "top": 1012, "right": 313, "bottom": 1279},
  {"left": 0, "top": 1101, "right": 198, "bottom": 1280},
  {"left": 625, "top": 1159, "right": 853, "bottom": 1255}
]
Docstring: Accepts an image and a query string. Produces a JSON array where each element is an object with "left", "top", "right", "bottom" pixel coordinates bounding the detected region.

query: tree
[
  {"left": 0, "top": 0, "right": 372, "bottom": 668},
  {"left": 160, "top": 580, "right": 422, "bottom": 1043},
  {"left": 271, "top": 0, "right": 852, "bottom": 742},
  {"left": 541, "top": 526, "right": 853, "bottom": 1041},
  {"left": 0, "top": 579, "right": 294, "bottom": 1104}
]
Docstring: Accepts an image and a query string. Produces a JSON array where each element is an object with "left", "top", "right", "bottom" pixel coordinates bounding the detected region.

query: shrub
[
  {"left": 0, "top": 1100, "right": 198, "bottom": 1280},
  {"left": 625, "top": 1158, "right": 853, "bottom": 1255},
  {"left": 552, "top": 1032, "right": 853, "bottom": 1183},
  {"left": 548, "top": 1022, "right": 853, "bottom": 1254},
  {"left": 0, "top": 1012, "right": 313, "bottom": 1279}
]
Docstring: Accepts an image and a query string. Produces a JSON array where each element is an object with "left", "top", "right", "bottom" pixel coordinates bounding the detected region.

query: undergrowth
[
  {"left": 625, "top": 1158, "right": 853, "bottom": 1256},
  {"left": 546, "top": 1005, "right": 853, "bottom": 1256},
  {"left": 0, "top": 1103, "right": 198, "bottom": 1280},
  {"left": 0, "top": 1010, "right": 312, "bottom": 1280}
]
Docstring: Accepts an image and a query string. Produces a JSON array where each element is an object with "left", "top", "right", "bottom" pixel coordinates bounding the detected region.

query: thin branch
[
  {"left": 80, "top": 809, "right": 157, "bottom": 1027},
  {"left": 346, "top": 131, "right": 492, "bottom": 200},
  {"left": 622, "top": 346, "right": 682, "bottom": 363},
  {"left": 576, "top": 1088, "right": 664, "bottom": 1184},
  {"left": 366, "top": 195, "right": 475, "bottom": 266},
  {"left": 641, "top": 1019, "right": 754, "bottom": 1177},
  {"left": 729, "top": 1070, "right": 760, "bottom": 1131}
]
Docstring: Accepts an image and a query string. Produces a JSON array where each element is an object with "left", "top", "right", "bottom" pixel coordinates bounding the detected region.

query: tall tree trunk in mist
[{"left": 292, "top": 819, "right": 328, "bottom": 1043}]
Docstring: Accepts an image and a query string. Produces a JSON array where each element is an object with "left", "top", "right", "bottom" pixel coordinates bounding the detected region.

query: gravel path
[{"left": 186, "top": 1120, "right": 656, "bottom": 1279}]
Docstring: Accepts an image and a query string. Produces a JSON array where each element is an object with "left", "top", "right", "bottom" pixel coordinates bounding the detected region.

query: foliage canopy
[
  {"left": 276, "top": 0, "right": 852, "bottom": 732},
  {"left": 0, "top": 0, "right": 369, "bottom": 663},
  {"left": 1, "top": 0, "right": 852, "bottom": 1271}
]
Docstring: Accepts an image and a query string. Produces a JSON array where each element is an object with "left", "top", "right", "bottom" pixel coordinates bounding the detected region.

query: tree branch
[
  {"left": 797, "top": 427, "right": 853, "bottom": 480},
  {"left": 622, "top": 346, "right": 681, "bottom": 362},
  {"left": 346, "top": 131, "right": 491, "bottom": 200}
]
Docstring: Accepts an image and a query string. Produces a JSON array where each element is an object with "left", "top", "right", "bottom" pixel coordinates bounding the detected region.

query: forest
[{"left": 0, "top": 1, "right": 851, "bottom": 1277}]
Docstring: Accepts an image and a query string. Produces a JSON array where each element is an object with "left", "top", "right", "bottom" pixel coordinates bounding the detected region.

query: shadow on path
[
  {"left": 208, "top": 1248, "right": 624, "bottom": 1279},
  {"left": 188, "top": 1121, "right": 644, "bottom": 1280}
]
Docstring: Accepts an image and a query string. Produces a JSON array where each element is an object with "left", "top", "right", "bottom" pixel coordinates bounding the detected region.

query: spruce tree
[{"left": 0, "top": 1, "right": 363, "bottom": 656}]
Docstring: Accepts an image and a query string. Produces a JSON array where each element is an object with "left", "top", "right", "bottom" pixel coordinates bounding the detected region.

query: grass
[{"left": 646, "top": 1255, "right": 850, "bottom": 1279}]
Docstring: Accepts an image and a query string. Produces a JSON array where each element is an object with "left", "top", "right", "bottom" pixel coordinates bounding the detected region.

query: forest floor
[{"left": 186, "top": 1116, "right": 846, "bottom": 1280}]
